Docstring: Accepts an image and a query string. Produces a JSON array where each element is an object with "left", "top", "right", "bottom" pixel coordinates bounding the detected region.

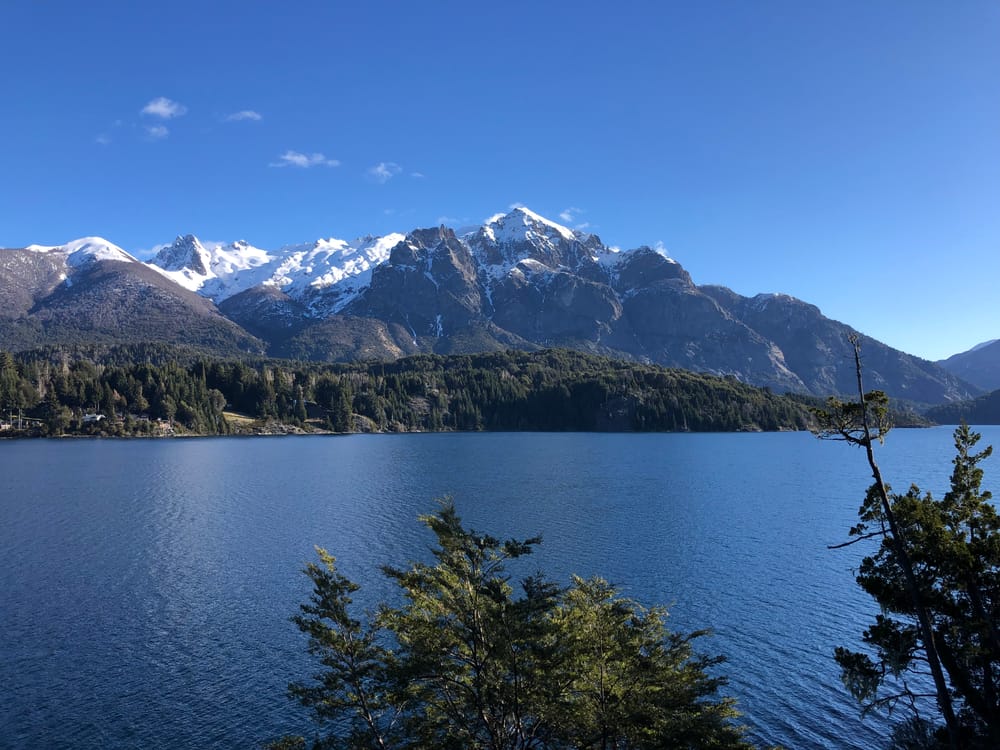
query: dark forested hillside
[
  {"left": 0, "top": 346, "right": 819, "bottom": 437},
  {"left": 925, "top": 388, "right": 1000, "bottom": 425}
]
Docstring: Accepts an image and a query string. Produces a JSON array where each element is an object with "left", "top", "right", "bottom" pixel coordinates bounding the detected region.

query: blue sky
[{"left": 2, "top": 1, "right": 997, "bottom": 361}]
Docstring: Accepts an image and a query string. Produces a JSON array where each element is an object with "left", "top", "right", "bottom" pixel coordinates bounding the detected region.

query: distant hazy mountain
[
  {"left": 0, "top": 209, "right": 979, "bottom": 404},
  {"left": 937, "top": 340, "right": 1000, "bottom": 392}
]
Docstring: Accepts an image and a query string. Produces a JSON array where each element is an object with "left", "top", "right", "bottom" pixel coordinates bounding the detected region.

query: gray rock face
[
  {"left": 619, "top": 276, "right": 803, "bottom": 392},
  {"left": 490, "top": 264, "right": 623, "bottom": 346},
  {"left": 345, "top": 227, "right": 484, "bottom": 341},
  {"left": 702, "top": 286, "right": 978, "bottom": 403},
  {"left": 0, "top": 208, "right": 980, "bottom": 404},
  {"left": 218, "top": 286, "right": 308, "bottom": 342},
  {"left": 154, "top": 235, "right": 210, "bottom": 275}
]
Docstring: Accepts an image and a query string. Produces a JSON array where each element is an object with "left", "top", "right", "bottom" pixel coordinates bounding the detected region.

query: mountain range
[
  {"left": 936, "top": 340, "right": 1000, "bottom": 393},
  {"left": 0, "top": 207, "right": 983, "bottom": 404}
]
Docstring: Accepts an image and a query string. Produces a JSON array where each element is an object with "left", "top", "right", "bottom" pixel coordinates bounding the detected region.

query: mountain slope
[
  {"left": 0, "top": 241, "right": 264, "bottom": 355},
  {"left": 937, "top": 340, "right": 1000, "bottom": 392},
  {"left": 701, "top": 287, "right": 975, "bottom": 404},
  {"left": 1, "top": 210, "right": 978, "bottom": 403}
]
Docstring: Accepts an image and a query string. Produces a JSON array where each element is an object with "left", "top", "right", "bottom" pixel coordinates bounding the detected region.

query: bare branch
[{"left": 828, "top": 530, "right": 887, "bottom": 549}]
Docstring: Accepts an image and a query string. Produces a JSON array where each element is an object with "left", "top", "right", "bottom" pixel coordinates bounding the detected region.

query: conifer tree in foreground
[
  {"left": 275, "top": 501, "right": 754, "bottom": 750},
  {"left": 816, "top": 336, "right": 1000, "bottom": 750}
]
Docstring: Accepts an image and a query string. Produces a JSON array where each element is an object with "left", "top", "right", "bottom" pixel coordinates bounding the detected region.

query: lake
[{"left": 2, "top": 427, "right": 996, "bottom": 749}]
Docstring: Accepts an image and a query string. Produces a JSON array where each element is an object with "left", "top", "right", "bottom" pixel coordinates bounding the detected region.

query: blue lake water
[{"left": 2, "top": 426, "right": 997, "bottom": 749}]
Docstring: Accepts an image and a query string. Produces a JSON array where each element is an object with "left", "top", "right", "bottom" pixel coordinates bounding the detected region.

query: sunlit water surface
[{"left": 3, "top": 426, "right": 996, "bottom": 749}]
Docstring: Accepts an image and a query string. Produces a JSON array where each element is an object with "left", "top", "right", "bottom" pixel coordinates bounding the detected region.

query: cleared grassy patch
[{"left": 223, "top": 411, "right": 257, "bottom": 425}]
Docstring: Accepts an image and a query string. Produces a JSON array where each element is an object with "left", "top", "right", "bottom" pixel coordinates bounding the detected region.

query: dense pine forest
[
  {"left": 0, "top": 344, "right": 821, "bottom": 437},
  {"left": 925, "top": 389, "right": 1000, "bottom": 426}
]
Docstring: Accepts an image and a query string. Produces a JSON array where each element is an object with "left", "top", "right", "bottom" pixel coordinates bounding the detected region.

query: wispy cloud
[
  {"left": 269, "top": 150, "right": 340, "bottom": 168},
  {"left": 367, "top": 162, "right": 402, "bottom": 184},
  {"left": 508, "top": 201, "right": 526, "bottom": 210},
  {"left": 410, "top": 171, "right": 425, "bottom": 179},
  {"left": 95, "top": 134, "right": 111, "bottom": 146},
  {"left": 559, "top": 207, "right": 583, "bottom": 223},
  {"left": 558, "top": 207, "right": 593, "bottom": 231},
  {"left": 146, "top": 125, "right": 169, "bottom": 139},
  {"left": 141, "top": 97, "right": 187, "bottom": 119},
  {"left": 653, "top": 240, "right": 672, "bottom": 258},
  {"left": 225, "top": 110, "right": 262, "bottom": 122}
]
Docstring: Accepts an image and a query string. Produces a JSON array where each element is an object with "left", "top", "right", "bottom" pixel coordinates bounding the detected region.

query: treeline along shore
[{"left": 0, "top": 343, "right": 860, "bottom": 438}]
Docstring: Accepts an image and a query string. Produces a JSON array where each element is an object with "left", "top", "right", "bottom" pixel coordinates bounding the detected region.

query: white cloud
[
  {"left": 508, "top": 201, "right": 526, "bottom": 210},
  {"left": 653, "top": 241, "right": 671, "bottom": 258},
  {"left": 95, "top": 134, "right": 111, "bottom": 146},
  {"left": 269, "top": 150, "right": 340, "bottom": 168},
  {"left": 410, "top": 171, "right": 425, "bottom": 178},
  {"left": 558, "top": 207, "right": 593, "bottom": 231},
  {"left": 146, "top": 125, "right": 169, "bottom": 139},
  {"left": 559, "top": 206, "right": 583, "bottom": 223},
  {"left": 226, "top": 110, "right": 262, "bottom": 122},
  {"left": 141, "top": 97, "right": 187, "bottom": 119},
  {"left": 367, "top": 162, "right": 402, "bottom": 184}
]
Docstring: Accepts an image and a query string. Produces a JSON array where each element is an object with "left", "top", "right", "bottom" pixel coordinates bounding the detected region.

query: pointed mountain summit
[
  {"left": 0, "top": 208, "right": 980, "bottom": 404},
  {"left": 467, "top": 206, "right": 608, "bottom": 274},
  {"left": 154, "top": 235, "right": 212, "bottom": 275},
  {"left": 152, "top": 236, "right": 272, "bottom": 301}
]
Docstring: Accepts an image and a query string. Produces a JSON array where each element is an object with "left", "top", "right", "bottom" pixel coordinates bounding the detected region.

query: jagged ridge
[{"left": 2, "top": 208, "right": 981, "bottom": 404}]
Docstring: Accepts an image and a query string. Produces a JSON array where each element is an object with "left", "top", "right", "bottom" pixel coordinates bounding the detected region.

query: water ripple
[{"left": 2, "top": 427, "right": 994, "bottom": 748}]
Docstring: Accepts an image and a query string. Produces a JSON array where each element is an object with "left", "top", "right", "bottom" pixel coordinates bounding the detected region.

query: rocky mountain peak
[
  {"left": 155, "top": 235, "right": 210, "bottom": 275},
  {"left": 467, "top": 206, "right": 602, "bottom": 275},
  {"left": 4, "top": 208, "right": 981, "bottom": 405}
]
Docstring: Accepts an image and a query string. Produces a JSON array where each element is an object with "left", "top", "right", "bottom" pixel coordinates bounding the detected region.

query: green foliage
[
  {"left": 1, "top": 345, "right": 816, "bottom": 437},
  {"left": 833, "top": 424, "right": 1000, "bottom": 747},
  {"left": 0, "top": 345, "right": 231, "bottom": 436},
  {"left": 812, "top": 389, "right": 892, "bottom": 447},
  {"left": 281, "top": 501, "right": 754, "bottom": 750},
  {"left": 926, "top": 389, "right": 1000, "bottom": 426}
]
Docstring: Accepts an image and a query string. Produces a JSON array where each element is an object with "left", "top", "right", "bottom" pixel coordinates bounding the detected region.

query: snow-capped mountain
[
  {"left": 26, "top": 236, "right": 138, "bottom": 269},
  {"left": 2, "top": 236, "right": 262, "bottom": 354},
  {"left": 151, "top": 232, "right": 405, "bottom": 314},
  {"left": 466, "top": 207, "right": 615, "bottom": 279},
  {"left": 0, "top": 207, "right": 980, "bottom": 403}
]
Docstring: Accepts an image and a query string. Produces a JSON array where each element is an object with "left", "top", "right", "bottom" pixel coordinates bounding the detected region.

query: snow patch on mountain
[
  {"left": 152, "top": 237, "right": 273, "bottom": 300},
  {"left": 480, "top": 206, "right": 576, "bottom": 246},
  {"left": 25, "top": 237, "right": 137, "bottom": 267},
  {"left": 25, "top": 208, "right": 686, "bottom": 324},
  {"left": 274, "top": 234, "right": 405, "bottom": 296},
  {"left": 149, "top": 232, "right": 406, "bottom": 309}
]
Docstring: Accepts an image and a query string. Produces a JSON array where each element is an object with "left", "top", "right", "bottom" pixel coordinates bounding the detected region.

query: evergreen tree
[
  {"left": 818, "top": 336, "right": 1000, "bottom": 749},
  {"left": 278, "top": 501, "right": 753, "bottom": 750}
]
